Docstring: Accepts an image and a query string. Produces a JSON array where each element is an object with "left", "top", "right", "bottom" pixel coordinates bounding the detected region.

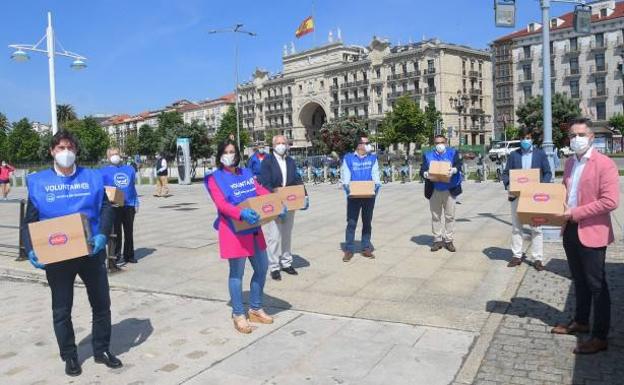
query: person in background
[
  {"left": 0, "top": 160, "right": 15, "bottom": 200},
  {"left": 21, "top": 130, "right": 122, "bottom": 376},
  {"left": 551, "top": 118, "right": 620, "bottom": 355},
  {"left": 100, "top": 147, "right": 139, "bottom": 265},
  {"left": 205, "top": 139, "right": 280, "bottom": 334},
  {"left": 502, "top": 127, "right": 552, "bottom": 271},
  {"left": 259, "top": 135, "right": 309, "bottom": 281},
  {"left": 340, "top": 134, "right": 382, "bottom": 262},
  {"left": 420, "top": 134, "right": 463, "bottom": 252},
  {"left": 247, "top": 145, "right": 267, "bottom": 178},
  {"left": 154, "top": 153, "right": 169, "bottom": 197}
]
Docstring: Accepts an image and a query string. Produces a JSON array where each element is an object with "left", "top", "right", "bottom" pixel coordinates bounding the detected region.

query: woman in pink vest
[
  {"left": 0, "top": 160, "right": 15, "bottom": 200},
  {"left": 205, "top": 140, "right": 276, "bottom": 334}
]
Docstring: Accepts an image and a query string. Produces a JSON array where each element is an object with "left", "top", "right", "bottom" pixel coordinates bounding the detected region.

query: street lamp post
[
  {"left": 209, "top": 24, "right": 257, "bottom": 151},
  {"left": 449, "top": 91, "right": 469, "bottom": 147},
  {"left": 8, "top": 12, "right": 87, "bottom": 135}
]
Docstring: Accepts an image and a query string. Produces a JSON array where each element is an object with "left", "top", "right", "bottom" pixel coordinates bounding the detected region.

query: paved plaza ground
[{"left": 0, "top": 180, "right": 622, "bottom": 385}]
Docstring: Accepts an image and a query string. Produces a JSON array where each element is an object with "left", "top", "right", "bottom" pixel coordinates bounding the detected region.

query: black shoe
[
  {"left": 271, "top": 270, "right": 282, "bottom": 281},
  {"left": 430, "top": 242, "right": 444, "bottom": 252},
  {"left": 282, "top": 266, "right": 298, "bottom": 275},
  {"left": 65, "top": 357, "right": 82, "bottom": 376},
  {"left": 125, "top": 257, "right": 138, "bottom": 264},
  {"left": 94, "top": 352, "right": 123, "bottom": 368}
]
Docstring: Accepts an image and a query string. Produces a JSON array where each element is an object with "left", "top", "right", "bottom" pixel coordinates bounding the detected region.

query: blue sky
[{"left": 0, "top": 0, "right": 574, "bottom": 124}]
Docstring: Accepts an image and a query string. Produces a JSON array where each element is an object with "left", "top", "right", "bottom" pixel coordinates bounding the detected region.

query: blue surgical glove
[
  {"left": 240, "top": 208, "right": 260, "bottom": 225},
  {"left": 343, "top": 185, "right": 350, "bottom": 197},
  {"left": 302, "top": 196, "right": 310, "bottom": 210},
  {"left": 90, "top": 234, "right": 107, "bottom": 255},
  {"left": 28, "top": 250, "right": 45, "bottom": 270},
  {"left": 278, "top": 204, "right": 288, "bottom": 220},
  {"left": 375, "top": 184, "right": 381, "bottom": 195}
]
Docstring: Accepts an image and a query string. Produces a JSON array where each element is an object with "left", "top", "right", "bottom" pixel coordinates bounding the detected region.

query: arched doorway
[{"left": 299, "top": 102, "right": 327, "bottom": 143}]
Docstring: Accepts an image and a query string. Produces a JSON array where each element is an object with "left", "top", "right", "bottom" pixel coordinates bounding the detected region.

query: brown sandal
[
  {"left": 248, "top": 309, "right": 274, "bottom": 324},
  {"left": 232, "top": 315, "right": 253, "bottom": 334}
]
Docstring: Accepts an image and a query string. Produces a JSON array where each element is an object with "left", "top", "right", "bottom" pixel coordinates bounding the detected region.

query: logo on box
[
  {"left": 48, "top": 233, "right": 69, "bottom": 246},
  {"left": 533, "top": 193, "right": 550, "bottom": 202},
  {"left": 517, "top": 177, "right": 530, "bottom": 183},
  {"left": 261, "top": 204, "right": 275, "bottom": 214},
  {"left": 531, "top": 216, "right": 548, "bottom": 225},
  {"left": 286, "top": 194, "right": 297, "bottom": 201}
]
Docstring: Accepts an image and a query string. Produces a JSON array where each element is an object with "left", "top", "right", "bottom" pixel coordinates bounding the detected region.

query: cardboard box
[
  {"left": 516, "top": 183, "right": 566, "bottom": 227},
  {"left": 349, "top": 181, "right": 375, "bottom": 198},
  {"left": 28, "top": 213, "right": 93, "bottom": 265},
  {"left": 105, "top": 186, "right": 125, "bottom": 206},
  {"left": 276, "top": 185, "right": 306, "bottom": 211},
  {"left": 231, "top": 193, "right": 283, "bottom": 232},
  {"left": 509, "top": 169, "right": 540, "bottom": 196},
  {"left": 428, "top": 161, "right": 452, "bottom": 183}
]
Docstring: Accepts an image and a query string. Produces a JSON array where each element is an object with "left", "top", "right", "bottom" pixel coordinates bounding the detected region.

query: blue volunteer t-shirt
[
  {"left": 99, "top": 164, "right": 138, "bottom": 207},
  {"left": 344, "top": 152, "right": 377, "bottom": 181},
  {"left": 424, "top": 148, "right": 461, "bottom": 191},
  {"left": 27, "top": 167, "right": 104, "bottom": 236}
]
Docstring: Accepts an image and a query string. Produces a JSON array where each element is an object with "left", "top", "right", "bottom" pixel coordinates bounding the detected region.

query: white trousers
[
  {"left": 430, "top": 189, "right": 456, "bottom": 242},
  {"left": 263, "top": 211, "right": 295, "bottom": 272},
  {"left": 510, "top": 198, "right": 543, "bottom": 261}
]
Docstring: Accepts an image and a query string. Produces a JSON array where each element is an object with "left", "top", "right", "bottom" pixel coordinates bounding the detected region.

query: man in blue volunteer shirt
[
  {"left": 502, "top": 127, "right": 551, "bottom": 271},
  {"left": 21, "top": 130, "right": 122, "bottom": 377},
  {"left": 100, "top": 147, "right": 139, "bottom": 265},
  {"left": 420, "top": 134, "right": 463, "bottom": 252},
  {"left": 340, "top": 134, "right": 382, "bottom": 262},
  {"left": 247, "top": 144, "right": 267, "bottom": 177}
]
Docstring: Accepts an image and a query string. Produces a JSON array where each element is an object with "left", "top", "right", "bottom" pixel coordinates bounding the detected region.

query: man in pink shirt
[
  {"left": 551, "top": 118, "right": 620, "bottom": 355},
  {"left": 0, "top": 160, "right": 15, "bottom": 200}
]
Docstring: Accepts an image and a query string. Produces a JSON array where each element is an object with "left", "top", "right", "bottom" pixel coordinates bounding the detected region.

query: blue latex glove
[
  {"left": 278, "top": 204, "right": 288, "bottom": 220},
  {"left": 302, "top": 196, "right": 310, "bottom": 210},
  {"left": 343, "top": 185, "right": 350, "bottom": 197},
  {"left": 28, "top": 250, "right": 45, "bottom": 270},
  {"left": 375, "top": 184, "right": 381, "bottom": 195},
  {"left": 90, "top": 234, "right": 107, "bottom": 255},
  {"left": 240, "top": 208, "right": 260, "bottom": 225}
]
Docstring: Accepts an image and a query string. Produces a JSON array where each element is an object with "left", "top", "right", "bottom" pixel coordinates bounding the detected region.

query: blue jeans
[
  {"left": 344, "top": 197, "right": 376, "bottom": 253},
  {"left": 228, "top": 240, "right": 268, "bottom": 316}
]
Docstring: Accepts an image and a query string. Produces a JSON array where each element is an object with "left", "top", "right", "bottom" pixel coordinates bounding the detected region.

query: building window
[
  {"left": 600, "top": 8, "right": 608, "bottom": 18},
  {"left": 414, "top": 61, "right": 419, "bottom": 71},
  {"left": 595, "top": 53, "right": 605, "bottom": 71},
  {"left": 353, "top": 72, "right": 357, "bottom": 81},
  {"left": 391, "top": 65, "right": 396, "bottom": 75},
  {"left": 596, "top": 102, "right": 606, "bottom": 120},
  {"left": 427, "top": 59, "right": 434, "bottom": 71},
  {"left": 523, "top": 46, "right": 531, "bottom": 58},
  {"left": 570, "top": 80, "right": 579, "bottom": 98},
  {"left": 570, "top": 57, "right": 579, "bottom": 74},
  {"left": 427, "top": 78, "right": 435, "bottom": 90},
  {"left": 334, "top": 108, "right": 339, "bottom": 118},
  {"left": 376, "top": 86, "right": 381, "bottom": 96},
  {"left": 333, "top": 77, "right": 338, "bottom": 86},
  {"left": 344, "top": 74, "right": 348, "bottom": 82},
  {"left": 375, "top": 67, "right": 381, "bottom": 78},
  {"left": 377, "top": 103, "right": 382, "bottom": 114},
  {"left": 522, "top": 64, "right": 532, "bottom": 80},
  {"left": 596, "top": 76, "right": 606, "bottom": 95},
  {"left": 320, "top": 80, "right": 325, "bottom": 88},
  {"left": 595, "top": 32, "right": 604, "bottom": 47},
  {"left": 402, "top": 63, "right": 407, "bottom": 74},
  {"left": 333, "top": 93, "right": 338, "bottom": 102},
  {"left": 299, "top": 84, "right": 303, "bottom": 91},
  {"left": 363, "top": 71, "right": 367, "bottom": 81},
  {"left": 523, "top": 85, "right": 532, "bottom": 99},
  {"left": 569, "top": 37, "right": 578, "bottom": 50}
]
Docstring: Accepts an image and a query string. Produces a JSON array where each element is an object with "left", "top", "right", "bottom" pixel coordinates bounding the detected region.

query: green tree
[
  {"left": 64, "top": 116, "right": 110, "bottom": 161},
  {"left": 124, "top": 132, "right": 140, "bottom": 156},
  {"left": 161, "top": 120, "right": 213, "bottom": 161},
  {"left": 609, "top": 113, "right": 624, "bottom": 135},
  {"left": 516, "top": 93, "right": 581, "bottom": 147},
  {"left": 505, "top": 124, "right": 520, "bottom": 141},
  {"left": 317, "top": 117, "right": 368, "bottom": 156},
  {"left": 156, "top": 111, "right": 184, "bottom": 158},
  {"left": 57, "top": 104, "right": 78, "bottom": 125},
  {"left": 5, "top": 118, "right": 40, "bottom": 163},
  {"left": 215, "top": 105, "right": 250, "bottom": 149},
  {"left": 424, "top": 100, "right": 443, "bottom": 144},
  {"left": 0, "top": 112, "right": 8, "bottom": 161},
  {"left": 38, "top": 130, "right": 53, "bottom": 161},
  {"left": 378, "top": 96, "right": 426, "bottom": 149},
  {"left": 138, "top": 124, "right": 159, "bottom": 156}
]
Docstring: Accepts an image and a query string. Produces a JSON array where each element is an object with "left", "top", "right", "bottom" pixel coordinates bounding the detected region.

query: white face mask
[
  {"left": 221, "top": 153, "right": 236, "bottom": 167},
  {"left": 274, "top": 144, "right": 287, "bottom": 155},
  {"left": 570, "top": 136, "right": 591, "bottom": 155},
  {"left": 364, "top": 144, "right": 373, "bottom": 153},
  {"left": 110, "top": 155, "right": 121, "bottom": 165},
  {"left": 435, "top": 144, "right": 446, "bottom": 153},
  {"left": 54, "top": 150, "right": 76, "bottom": 168}
]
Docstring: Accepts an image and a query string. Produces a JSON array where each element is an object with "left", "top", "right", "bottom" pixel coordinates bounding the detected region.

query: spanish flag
[{"left": 295, "top": 16, "right": 314, "bottom": 38}]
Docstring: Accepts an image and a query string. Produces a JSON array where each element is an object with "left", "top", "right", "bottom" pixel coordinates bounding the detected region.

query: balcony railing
[
  {"left": 590, "top": 64, "right": 608, "bottom": 74},
  {"left": 424, "top": 87, "right": 436, "bottom": 94},
  {"left": 422, "top": 68, "right": 436, "bottom": 76},
  {"left": 589, "top": 88, "right": 608, "bottom": 99},
  {"left": 518, "top": 74, "right": 533, "bottom": 83},
  {"left": 470, "top": 108, "right": 485, "bottom": 115},
  {"left": 563, "top": 45, "right": 581, "bottom": 56},
  {"left": 563, "top": 68, "right": 581, "bottom": 77},
  {"left": 469, "top": 88, "right": 482, "bottom": 96},
  {"left": 518, "top": 52, "right": 533, "bottom": 61},
  {"left": 342, "top": 97, "right": 370, "bottom": 106},
  {"left": 387, "top": 70, "right": 421, "bottom": 81},
  {"left": 468, "top": 70, "right": 482, "bottom": 78},
  {"left": 589, "top": 41, "right": 607, "bottom": 51},
  {"left": 387, "top": 89, "right": 422, "bottom": 99}
]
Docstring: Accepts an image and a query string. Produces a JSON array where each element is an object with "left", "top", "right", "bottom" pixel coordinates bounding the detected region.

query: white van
[{"left": 488, "top": 140, "right": 521, "bottom": 160}]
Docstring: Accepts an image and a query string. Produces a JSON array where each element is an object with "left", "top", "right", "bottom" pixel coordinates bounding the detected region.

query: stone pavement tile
[
  {"left": 354, "top": 275, "right": 424, "bottom": 301},
  {"left": 423, "top": 268, "right": 487, "bottom": 297},
  {"left": 264, "top": 288, "right": 370, "bottom": 317},
  {"left": 383, "top": 254, "right": 447, "bottom": 279}
]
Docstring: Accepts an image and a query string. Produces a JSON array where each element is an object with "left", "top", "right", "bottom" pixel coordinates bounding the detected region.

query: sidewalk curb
[{"left": 452, "top": 262, "right": 529, "bottom": 385}]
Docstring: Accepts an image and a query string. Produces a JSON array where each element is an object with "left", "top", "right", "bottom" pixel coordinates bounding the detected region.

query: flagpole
[{"left": 312, "top": 0, "right": 317, "bottom": 46}]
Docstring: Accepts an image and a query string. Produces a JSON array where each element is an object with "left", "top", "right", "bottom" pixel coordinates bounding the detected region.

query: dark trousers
[
  {"left": 113, "top": 206, "right": 135, "bottom": 260},
  {"left": 344, "top": 197, "right": 376, "bottom": 252},
  {"left": 563, "top": 222, "right": 611, "bottom": 340},
  {"left": 44, "top": 252, "right": 112, "bottom": 361}
]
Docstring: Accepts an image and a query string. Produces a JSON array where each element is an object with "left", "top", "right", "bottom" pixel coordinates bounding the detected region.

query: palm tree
[
  {"left": 56, "top": 104, "right": 77, "bottom": 125},
  {"left": 0, "top": 112, "right": 8, "bottom": 134}
]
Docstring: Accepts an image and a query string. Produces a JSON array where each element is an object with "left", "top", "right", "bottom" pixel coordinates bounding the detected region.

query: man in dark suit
[
  {"left": 259, "top": 135, "right": 309, "bottom": 281},
  {"left": 502, "top": 127, "right": 552, "bottom": 271}
]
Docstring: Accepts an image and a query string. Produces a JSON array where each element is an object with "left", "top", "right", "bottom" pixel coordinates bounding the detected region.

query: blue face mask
[{"left": 520, "top": 139, "right": 532, "bottom": 151}]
